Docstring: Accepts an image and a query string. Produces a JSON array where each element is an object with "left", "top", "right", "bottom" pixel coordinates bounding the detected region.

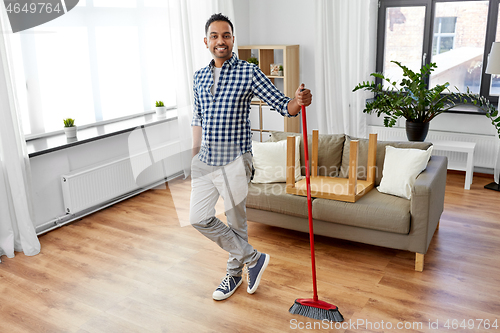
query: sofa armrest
[{"left": 408, "top": 155, "right": 448, "bottom": 254}]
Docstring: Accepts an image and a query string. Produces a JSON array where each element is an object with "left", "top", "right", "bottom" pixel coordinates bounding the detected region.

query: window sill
[
  {"left": 365, "top": 98, "right": 491, "bottom": 115},
  {"left": 443, "top": 104, "right": 488, "bottom": 115},
  {"left": 27, "top": 110, "right": 178, "bottom": 158}
]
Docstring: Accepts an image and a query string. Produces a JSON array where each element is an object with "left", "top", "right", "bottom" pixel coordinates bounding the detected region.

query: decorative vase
[
  {"left": 405, "top": 121, "right": 429, "bottom": 142},
  {"left": 64, "top": 126, "right": 77, "bottom": 139},
  {"left": 155, "top": 106, "right": 166, "bottom": 116},
  {"left": 278, "top": 70, "right": 283, "bottom": 76}
]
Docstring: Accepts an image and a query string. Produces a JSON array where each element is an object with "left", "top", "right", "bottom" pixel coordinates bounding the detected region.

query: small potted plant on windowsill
[
  {"left": 155, "top": 100, "right": 166, "bottom": 116},
  {"left": 63, "top": 118, "right": 77, "bottom": 139},
  {"left": 278, "top": 65, "right": 283, "bottom": 76}
]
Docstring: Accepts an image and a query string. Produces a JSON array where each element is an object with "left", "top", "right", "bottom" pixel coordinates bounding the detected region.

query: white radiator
[
  {"left": 368, "top": 126, "right": 498, "bottom": 169},
  {"left": 61, "top": 141, "right": 181, "bottom": 214}
]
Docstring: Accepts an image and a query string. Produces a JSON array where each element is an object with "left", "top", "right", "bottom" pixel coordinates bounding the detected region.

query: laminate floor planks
[{"left": 1, "top": 171, "right": 499, "bottom": 332}]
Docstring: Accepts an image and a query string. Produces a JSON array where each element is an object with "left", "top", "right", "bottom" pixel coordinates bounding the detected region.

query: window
[
  {"left": 432, "top": 17, "right": 457, "bottom": 55},
  {"left": 382, "top": 6, "right": 426, "bottom": 89},
  {"left": 377, "top": 0, "right": 500, "bottom": 105},
  {"left": 13, "top": 1, "right": 176, "bottom": 136}
]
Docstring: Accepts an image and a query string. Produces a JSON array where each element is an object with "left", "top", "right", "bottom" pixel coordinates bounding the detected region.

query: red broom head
[{"left": 289, "top": 298, "right": 344, "bottom": 322}]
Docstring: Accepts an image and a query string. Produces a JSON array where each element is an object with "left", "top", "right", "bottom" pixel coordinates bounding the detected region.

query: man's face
[{"left": 204, "top": 21, "right": 234, "bottom": 64}]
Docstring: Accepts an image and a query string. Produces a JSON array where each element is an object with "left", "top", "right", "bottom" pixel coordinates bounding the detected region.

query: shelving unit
[{"left": 238, "top": 45, "right": 300, "bottom": 141}]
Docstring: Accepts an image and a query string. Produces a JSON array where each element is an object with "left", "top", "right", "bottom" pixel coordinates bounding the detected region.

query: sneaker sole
[
  {"left": 213, "top": 278, "right": 242, "bottom": 301},
  {"left": 247, "top": 254, "right": 270, "bottom": 294}
]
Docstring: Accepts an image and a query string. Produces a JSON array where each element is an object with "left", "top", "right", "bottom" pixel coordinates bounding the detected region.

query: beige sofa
[{"left": 246, "top": 132, "right": 448, "bottom": 271}]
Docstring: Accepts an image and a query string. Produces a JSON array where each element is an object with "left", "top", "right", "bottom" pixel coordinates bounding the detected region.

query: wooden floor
[{"left": 1, "top": 172, "right": 499, "bottom": 332}]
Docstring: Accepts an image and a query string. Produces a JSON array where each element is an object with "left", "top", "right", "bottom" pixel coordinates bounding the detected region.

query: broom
[{"left": 288, "top": 101, "right": 344, "bottom": 322}]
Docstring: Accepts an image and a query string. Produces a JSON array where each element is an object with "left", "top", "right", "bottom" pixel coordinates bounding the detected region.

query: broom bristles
[{"left": 289, "top": 299, "right": 344, "bottom": 322}]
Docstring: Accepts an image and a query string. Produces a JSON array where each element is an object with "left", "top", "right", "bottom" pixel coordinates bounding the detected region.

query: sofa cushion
[
  {"left": 377, "top": 146, "right": 433, "bottom": 199},
  {"left": 269, "top": 132, "right": 345, "bottom": 177},
  {"left": 339, "top": 136, "right": 433, "bottom": 186},
  {"left": 247, "top": 183, "right": 309, "bottom": 218},
  {"left": 251, "top": 137, "right": 301, "bottom": 183},
  {"left": 312, "top": 189, "right": 411, "bottom": 234}
]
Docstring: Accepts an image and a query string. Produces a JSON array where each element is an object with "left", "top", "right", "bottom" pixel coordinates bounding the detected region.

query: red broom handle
[{"left": 300, "top": 104, "right": 318, "bottom": 302}]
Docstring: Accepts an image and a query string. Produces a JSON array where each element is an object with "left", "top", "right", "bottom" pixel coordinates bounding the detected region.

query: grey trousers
[{"left": 189, "top": 152, "right": 260, "bottom": 277}]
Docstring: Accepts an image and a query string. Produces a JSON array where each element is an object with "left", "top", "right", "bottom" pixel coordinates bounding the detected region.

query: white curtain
[
  {"left": 495, "top": 138, "right": 500, "bottom": 184},
  {"left": 168, "top": 0, "right": 236, "bottom": 178},
  {"left": 314, "top": 0, "right": 378, "bottom": 137},
  {"left": 0, "top": 8, "right": 41, "bottom": 261}
]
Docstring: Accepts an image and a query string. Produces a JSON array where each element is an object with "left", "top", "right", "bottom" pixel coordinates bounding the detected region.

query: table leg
[{"left": 464, "top": 149, "right": 474, "bottom": 190}]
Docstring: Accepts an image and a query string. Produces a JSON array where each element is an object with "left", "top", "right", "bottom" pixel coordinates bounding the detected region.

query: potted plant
[
  {"left": 353, "top": 61, "right": 500, "bottom": 141},
  {"left": 278, "top": 65, "right": 283, "bottom": 76},
  {"left": 63, "top": 118, "right": 77, "bottom": 139},
  {"left": 248, "top": 57, "right": 259, "bottom": 66},
  {"left": 155, "top": 100, "right": 166, "bottom": 116}
]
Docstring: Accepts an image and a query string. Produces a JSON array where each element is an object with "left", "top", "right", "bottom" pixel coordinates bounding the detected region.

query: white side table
[{"left": 431, "top": 141, "right": 476, "bottom": 190}]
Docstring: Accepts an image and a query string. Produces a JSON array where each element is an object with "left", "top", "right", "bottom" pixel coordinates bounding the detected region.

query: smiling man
[{"left": 190, "top": 13, "right": 312, "bottom": 301}]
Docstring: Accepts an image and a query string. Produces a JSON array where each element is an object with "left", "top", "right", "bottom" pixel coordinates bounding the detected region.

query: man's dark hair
[{"left": 205, "top": 13, "right": 234, "bottom": 35}]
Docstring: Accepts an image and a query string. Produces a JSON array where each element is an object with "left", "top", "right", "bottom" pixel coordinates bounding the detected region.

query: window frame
[{"left": 376, "top": 0, "right": 500, "bottom": 109}]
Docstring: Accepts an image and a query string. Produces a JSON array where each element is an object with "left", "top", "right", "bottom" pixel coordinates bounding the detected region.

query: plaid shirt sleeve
[
  {"left": 251, "top": 67, "right": 296, "bottom": 117},
  {"left": 191, "top": 71, "right": 202, "bottom": 127}
]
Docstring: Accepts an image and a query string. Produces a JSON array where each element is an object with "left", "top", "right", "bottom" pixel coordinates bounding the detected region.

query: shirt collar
[{"left": 209, "top": 52, "right": 238, "bottom": 70}]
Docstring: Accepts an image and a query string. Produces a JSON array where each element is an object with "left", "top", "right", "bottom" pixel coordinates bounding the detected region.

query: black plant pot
[{"left": 405, "top": 121, "right": 429, "bottom": 142}]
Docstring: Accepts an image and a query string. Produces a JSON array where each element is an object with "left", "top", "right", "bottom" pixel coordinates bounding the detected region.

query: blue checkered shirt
[{"left": 192, "top": 53, "right": 297, "bottom": 166}]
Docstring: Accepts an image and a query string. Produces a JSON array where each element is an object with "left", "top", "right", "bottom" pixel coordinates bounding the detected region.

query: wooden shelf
[{"left": 238, "top": 44, "right": 300, "bottom": 140}]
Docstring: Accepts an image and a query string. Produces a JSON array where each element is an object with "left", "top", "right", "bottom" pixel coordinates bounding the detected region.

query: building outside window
[{"left": 377, "top": 0, "right": 500, "bottom": 105}]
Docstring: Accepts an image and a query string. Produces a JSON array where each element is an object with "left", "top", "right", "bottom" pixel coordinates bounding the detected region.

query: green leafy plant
[
  {"left": 279, "top": 65, "right": 283, "bottom": 71},
  {"left": 63, "top": 118, "right": 75, "bottom": 127},
  {"left": 247, "top": 57, "right": 259, "bottom": 66},
  {"left": 353, "top": 61, "right": 500, "bottom": 138},
  {"left": 156, "top": 101, "right": 165, "bottom": 107}
]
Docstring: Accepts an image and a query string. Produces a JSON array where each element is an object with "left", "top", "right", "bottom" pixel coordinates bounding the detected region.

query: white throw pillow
[
  {"left": 251, "top": 137, "right": 301, "bottom": 183},
  {"left": 377, "top": 145, "right": 433, "bottom": 199}
]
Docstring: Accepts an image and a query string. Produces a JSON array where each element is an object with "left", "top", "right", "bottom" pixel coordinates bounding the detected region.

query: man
[{"left": 190, "top": 13, "right": 312, "bottom": 301}]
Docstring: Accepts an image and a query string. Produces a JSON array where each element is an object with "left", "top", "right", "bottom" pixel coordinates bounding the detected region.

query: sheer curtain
[
  {"left": 168, "top": 0, "right": 236, "bottom": 177},
  {"left": 0, "top": 8, "right": 41, "bottom": 261},
  {"left": 314, "top": 0, "right": 378, "bottom": 137}
]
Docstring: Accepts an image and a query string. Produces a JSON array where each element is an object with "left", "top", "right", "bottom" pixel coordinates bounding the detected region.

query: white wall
[
  {"left": 234, "top": 0, "right": 318, "bottom": 130},
  {"left": 232, "top": 0, "right": 250, "bottom": 45}
]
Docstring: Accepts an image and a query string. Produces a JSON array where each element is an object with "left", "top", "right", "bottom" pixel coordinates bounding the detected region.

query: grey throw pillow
[{"left": 269, "top": 131, "right": 345, "bottom": 176}]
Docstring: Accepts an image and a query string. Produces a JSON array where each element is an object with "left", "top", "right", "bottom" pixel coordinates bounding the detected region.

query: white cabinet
[
  {"left": 249, "top": 105, "right": 260, "bottom": 130},
  {"left": 262, "top": 106, "right": 285, "bottom": 132}
]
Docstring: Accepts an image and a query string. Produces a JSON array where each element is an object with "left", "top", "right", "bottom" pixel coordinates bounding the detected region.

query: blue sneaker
[
  {"left": 247, "top": 253, "right": 270, "bottom": 294},
  {"left": 212, "top": 274, "right": 242, "bottom": 301}
]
